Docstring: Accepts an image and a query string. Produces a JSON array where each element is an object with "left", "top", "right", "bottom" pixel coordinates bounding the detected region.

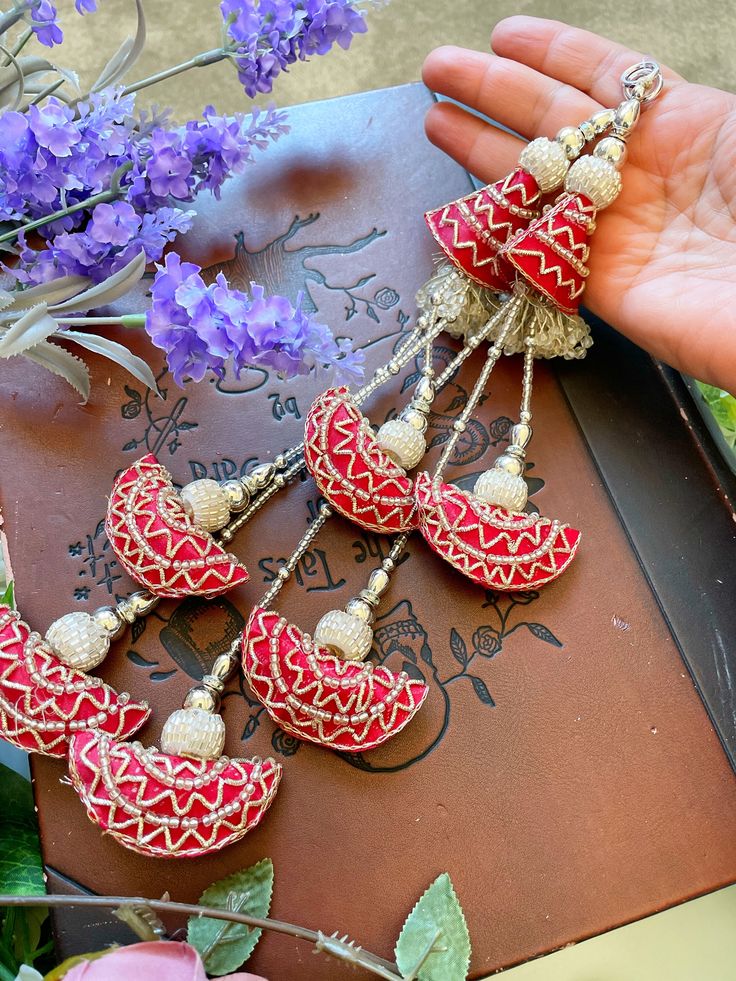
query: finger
[
  {"left": 424, "top": 100, "right": 525, "bottom": 184},
  {"left": 491, "top": 16, "right": 683, "bottom": 108},
  {"left": 423, "top": 45, "right": 600, "bottom": 142}
]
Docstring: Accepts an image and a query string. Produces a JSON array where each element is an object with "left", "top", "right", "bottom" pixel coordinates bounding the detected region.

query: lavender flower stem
[
  {"left": 0, "top": 190, "right": 117, "bottom": 243},
  {"left": 3, "top": 25, "right": 32, "bottom": 64},
  {"left": 56, "top": 315, "right": 147, "bottom": 328},
  {"left": 121, "top": 48, "right": 226, "bottom": 97},
  {"left": 30, "top": 76, "right": 65, "bottom": 105},
  {"left": 0, "top": 9, "right": 26, "bottom": 37},
  {"left": 0, "top": 161, "right": 133, "bottom": 245}
]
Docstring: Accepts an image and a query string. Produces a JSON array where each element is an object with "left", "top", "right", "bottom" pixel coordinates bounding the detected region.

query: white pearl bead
[
  {"left": 315, "top": 610, "right": 373, "bottom": 661},
  {"left": 160, "top": 707, "right": 225, "bottom": 760},
  {"left": 45, "top": 612, "right": 111, "bottom": 671},
  {"left": 180, "top": 479, "right": 230, "bottom": 532},
  {"left": 565, "top": 156, "right": 622, "bottom": 210},
  {"left": 519, "top": 137, "right": 569, "bottom": 192},
  {"left": 376, "top": 418, "right": 426, "bottom": 470},
  {"left": 474, "top": 468, "right": 528, "bottom": 512}
]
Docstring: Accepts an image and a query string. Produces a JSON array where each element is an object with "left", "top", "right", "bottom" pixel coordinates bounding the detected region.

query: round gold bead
[{"left": 92, "top": 606, "right": 124, "bottom": 637}]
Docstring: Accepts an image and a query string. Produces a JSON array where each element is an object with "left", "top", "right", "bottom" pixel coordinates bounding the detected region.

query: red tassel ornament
[{"left": 424, "top": 167, "right": 543, "bottom": 292}]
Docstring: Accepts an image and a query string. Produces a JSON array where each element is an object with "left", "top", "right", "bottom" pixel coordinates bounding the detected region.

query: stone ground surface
[
  {"left": 5, "top": 1, "right": 736, "bottom": 979},
  {"left": 59, "top": 0, "right": 736, "bottom": 119}
]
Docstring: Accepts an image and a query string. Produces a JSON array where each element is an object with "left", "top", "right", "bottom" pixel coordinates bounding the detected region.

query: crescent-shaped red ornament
[
  {"left": 105, "top": 454, "right": 248, "bottom": 599},
  {"left": 414, "top": 472, "right": 580, "bottom": 591},
  {"left": 0, "top": 606, "right": 150, "bottom": 757},
  {"left": 304, "top": 387, "right": 418, "bottom": 535},
  {"left": 69, "top": 731, "right": 282, "bottom": 858},
  {"left": 242, "top": 606, "right": 429, "bottom": 752}
]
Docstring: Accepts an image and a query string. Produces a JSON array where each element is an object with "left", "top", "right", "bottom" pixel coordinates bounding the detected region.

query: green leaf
[
  {"left": 0, "top": 826, "right": 44, "bottom": 896},
  {"left": 395, "top": 873, "right": 471, "bottom": 981},
  {"left": 187, "top": 858, "right": 273, "bottom": 976},
  {"left": 698, "top": 382, "right": 736, "bottom": 448},
  {"left": 0, "top": 581, "right": 14, "bottom": 609},
  {"left": 0, "top": 762, "right": 35, "bottom": 827}
]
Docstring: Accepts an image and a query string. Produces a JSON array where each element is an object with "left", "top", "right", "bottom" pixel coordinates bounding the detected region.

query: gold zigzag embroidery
[
  {"left": 71, "top": 734, "right": 279, "bottom": 856},
  {"left": 243, "top": 609, "right": 427, "bottom": 749}
]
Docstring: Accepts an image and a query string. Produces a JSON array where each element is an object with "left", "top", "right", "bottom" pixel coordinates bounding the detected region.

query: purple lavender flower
[
  {"left": 145, "top": 252, "right": 364, "bottom": 387},
  {"left": 75, "top": 0, "right": 99, "bottom": 12},
  {"left": 143, "top": 131, "right": 194, "bottom": 199},
  {"left": 221, "top": 0, "right": 367, "bottom": 98},
  {"left": 26, "top": 0, "right": 63, "bottom": 47},
  {"left": 27, "top": 101, "right": 81, "bottom": 157},
  {"left": 88, "top": 202, "right": 141, "bottom": 247},
  {"left": 3, "top": 92, "right": 286, "bottom": 284}
]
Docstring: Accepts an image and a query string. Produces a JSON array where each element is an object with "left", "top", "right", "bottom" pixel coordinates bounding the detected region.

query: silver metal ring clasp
[{"left": 621, "top": 60, "right": 663, "bottom": 103}]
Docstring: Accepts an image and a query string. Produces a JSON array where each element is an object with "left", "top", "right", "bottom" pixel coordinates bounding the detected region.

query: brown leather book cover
[{"left": 1, "top": 83, "right": 735, "bottom": 979}]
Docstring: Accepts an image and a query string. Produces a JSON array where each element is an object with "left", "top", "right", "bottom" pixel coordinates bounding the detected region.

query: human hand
[{"left": 422, "top": 17, "right": 736, "bottom": 393}]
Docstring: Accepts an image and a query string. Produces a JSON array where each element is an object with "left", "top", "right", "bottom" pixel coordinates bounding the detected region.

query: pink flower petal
[{"left": 62, "top": 942, "right": 207, "bottom": 981}]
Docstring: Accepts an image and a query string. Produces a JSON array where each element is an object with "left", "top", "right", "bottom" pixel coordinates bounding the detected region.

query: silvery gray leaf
[
  {"left": 91, "top": 0, "right": 146, "bottom": 92},
  {"left": 0, "top": 56, "right": 54, "bottom": 91},
  {"left": 50, "top": 251, "right": 146, "bottom": 313},
  {"left": 0, "top": 46, "right": 23, "bottom": 110},
  {"left": 50, "top": 63, "right": 80, "bottom": 95},
  {"left": 0, "top": 290, "right": 13, "bottom": 313},
  {"left": 0, "top": 275, "right": 90, "bottom": 319},
  {"left": 23, "top": 340, "right": 90, "bottom": 403},
  {"left": 0, "top": 303, "right": 58, "bottom": 358},
  {"left": 61, "top": 329, "right": 158, "bottom": 393}
]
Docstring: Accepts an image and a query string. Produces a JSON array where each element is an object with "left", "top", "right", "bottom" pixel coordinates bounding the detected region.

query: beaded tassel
[
  {"left": 69, "top": 640, "right": 282, "bottom": 858},
  {"left": 241, "top": 511, "right": 429, "bottom": 753}
]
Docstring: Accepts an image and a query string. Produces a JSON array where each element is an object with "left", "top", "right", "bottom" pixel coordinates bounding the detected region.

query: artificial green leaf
[
  {"left": 187, "top": 858, "right": 273, "bottom": 976},
  {"left": 0, "top": 581, "right": 14, "bottom": 609},
  {"left": 698, "top": 382, "right": 736, "bottom": 448},
  {"left": 13, "top": 906, "right": 48, "bottom": 965},
  {"left": 395, "top": 873, "right": 471, "bottom": 981},
  {"left": 0, "top": 762, "right": 34, "bottom": 828},
  {"left": 0, "top": 826, "right": 44, "bottom": 896}
]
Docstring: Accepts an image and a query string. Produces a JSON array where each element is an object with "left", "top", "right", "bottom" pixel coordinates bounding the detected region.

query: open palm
[{"left": 422, "top": 17, "right": 736, "bottom": 393}]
